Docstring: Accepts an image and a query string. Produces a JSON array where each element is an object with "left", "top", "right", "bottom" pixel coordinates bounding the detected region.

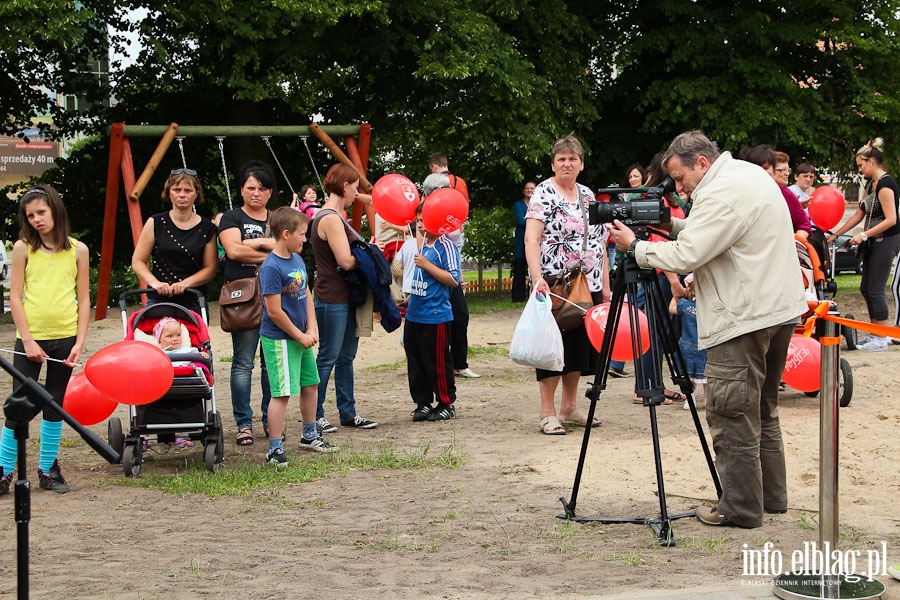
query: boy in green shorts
[{"left": 259, "top": 207, "right": 338, "bottom": 466}]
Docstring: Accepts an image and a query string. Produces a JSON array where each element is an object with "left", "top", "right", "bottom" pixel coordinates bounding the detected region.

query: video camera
[{"left": 588, "top": 176, "right": 676, "bottom": 227}]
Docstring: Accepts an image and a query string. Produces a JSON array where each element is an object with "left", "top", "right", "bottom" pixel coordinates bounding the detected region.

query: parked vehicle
[
  {"left": 0, "top": 245, "right": 8, "bottom": 280},
  {"left": 832, "top": 235, "right": 862, "bottom": 275}
]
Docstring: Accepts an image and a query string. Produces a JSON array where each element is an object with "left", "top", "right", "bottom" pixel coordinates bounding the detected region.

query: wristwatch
[
  {"left": 626, "top": 239, "right": 638, "bottom": 259},
  {"left": 860, "top": 232, "right": 868, "bottom": 241}
]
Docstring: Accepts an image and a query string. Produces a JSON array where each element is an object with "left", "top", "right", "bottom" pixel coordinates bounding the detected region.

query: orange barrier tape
[
  {"left": 801, "top": 301, "right": 900, "bottom": 340},
  {"left": 818, "top": 336, "right": 841, "bottom": 347}
]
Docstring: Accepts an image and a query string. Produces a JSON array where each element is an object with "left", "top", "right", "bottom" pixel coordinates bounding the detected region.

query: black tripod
[
  {"left": 557, "top": 251, "right": 721, "bottom": 546},
  {"left": 2, "top": 357, "right": 120, "bottom": 599}
]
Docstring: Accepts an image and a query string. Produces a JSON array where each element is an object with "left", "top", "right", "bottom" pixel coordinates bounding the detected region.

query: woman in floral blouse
[{"left": 525, "top": 135, "right": 611, "bottom": 435}]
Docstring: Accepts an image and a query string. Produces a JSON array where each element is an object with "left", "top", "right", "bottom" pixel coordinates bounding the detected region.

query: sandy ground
[{"left": 0, "top": 292, "right": 898, "bottom": 599}]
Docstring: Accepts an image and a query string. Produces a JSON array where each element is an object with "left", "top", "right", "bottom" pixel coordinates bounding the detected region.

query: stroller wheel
[
  {"left": 842, "top": 314, "right": 857, "bottom": 351},
  {"left": 122, "top": 441, "right": 142, "bottom": 478},
  {"left": 107, "top": 418, "right": 124, "bottom": 456},
  {"left": 204, "top": 443, "right": 220, "bottom": 473},
  {"left": 839, "top": 357, "right": 853, "bottom": 407}
]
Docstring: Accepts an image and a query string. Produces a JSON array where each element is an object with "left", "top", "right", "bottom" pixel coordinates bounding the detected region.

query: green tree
[
  {"left": 591, "top": 0, "right": 900, "bottom": 176},
  {"left": 461, "top": 206, "right": 515, "bottom": 287},
  {"left": 0, "top": 0, "right": 112, "bottom": 138}
]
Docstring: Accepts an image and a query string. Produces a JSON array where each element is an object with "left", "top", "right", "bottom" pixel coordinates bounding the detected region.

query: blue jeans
[
  {"left": 315, "top": 298, "right": 359, "bottom": 422},
  {"left": 230, "top": 327, "right": 270, "bottom": 430}
]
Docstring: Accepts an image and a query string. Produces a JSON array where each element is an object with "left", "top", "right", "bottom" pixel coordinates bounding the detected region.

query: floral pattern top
[{"left": 526, "top": 180, "right": 608, "bottom": 292}]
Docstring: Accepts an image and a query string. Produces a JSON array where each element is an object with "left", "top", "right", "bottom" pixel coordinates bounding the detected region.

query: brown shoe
[{"left": 695, "top": 505, "right": 734, "bottom": 526}]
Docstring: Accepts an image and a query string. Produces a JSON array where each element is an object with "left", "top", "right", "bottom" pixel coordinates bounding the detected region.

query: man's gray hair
[
  {"left": 423, "top": 173, "right": 451, "bottom": 196},
  {"left": 662, "top": 130, "right": 720, "bottom": 168}
]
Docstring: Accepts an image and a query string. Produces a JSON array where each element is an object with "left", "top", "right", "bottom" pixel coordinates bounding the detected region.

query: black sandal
[{"left": 236, "top": 428, "right": 254, "bottom": 446}]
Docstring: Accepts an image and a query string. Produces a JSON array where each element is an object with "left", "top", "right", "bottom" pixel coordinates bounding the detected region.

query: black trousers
[
  {"left": 449, "top": 285, "right": 470, "bottom": 370},
  {"left": 9, "top": 337, "right": 75, "bottom": 424},
  {"left": 511, "top": 258, "right": 528, "bottom": 302},
  {"left": 404, "top": 321, "right": 456, "bottom": 406}
]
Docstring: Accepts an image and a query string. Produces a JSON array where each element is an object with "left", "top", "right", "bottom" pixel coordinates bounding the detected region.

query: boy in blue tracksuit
[{"left": 404, "top": 209, "right": 461, "bottom": 422}]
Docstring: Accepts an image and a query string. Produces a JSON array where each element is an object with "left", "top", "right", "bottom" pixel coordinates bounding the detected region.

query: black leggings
[
  {"left": 8, "top": 336, "right": 76, "bottom": 424},
  {"left": 860, "top": 235, "right": 900, "bottom": 322}
]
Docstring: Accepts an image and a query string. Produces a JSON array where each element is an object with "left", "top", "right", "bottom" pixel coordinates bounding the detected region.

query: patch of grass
[
  {"left": 698, "top": 532, "right": 734, "bottom": 553},
  {"left": 364, "top": 360, "right": 406, "bottom": 373},
  {"left": 115, "top": 441, "right": 464, "bottom": 497},
  {"left": 218, "top": 355, "right": 233, "bottom": 363},
  {"left": 839, "top": 526, "right": 866, "bottom": 545},
  {"left": 797, "top": 512, "right": 818, "bottom": 530},
  {"left": 466, "top": 292, "right": 520, "bottom": 315},
  {"left": 467, "top": 345, "right": 507, "bottom": 358},
  {"left": 553, "top": 520, "right": 575, "bottom": 555}
]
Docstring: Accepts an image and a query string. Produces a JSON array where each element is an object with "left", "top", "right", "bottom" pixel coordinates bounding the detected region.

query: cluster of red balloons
[
  {"left": 808, "top": 186, "right": 845, "bottom": 232},
  {"left": 584, "top": 302, "right": 651, "bottom": 361},
  {"left": 372, "top": 174, "right": 469, "bottom": 234},
  {"left": 63, "top": 341, "right": 175, "bottom": 426},
  {"left": 782, "top": 335, "right": 821, "bottom": 392}
]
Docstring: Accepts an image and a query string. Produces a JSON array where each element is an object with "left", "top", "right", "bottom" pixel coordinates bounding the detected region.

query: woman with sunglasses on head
[
  {"left": 828, "top": 138, "right": 900, "bottom": 351},
  {"left": 132, "top": 168, "right": 218, "bottom": 315}
]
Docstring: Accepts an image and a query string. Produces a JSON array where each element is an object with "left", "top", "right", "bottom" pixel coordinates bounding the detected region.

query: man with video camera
[{"left": 609, "top": 130, "right": 808, "bottom": 529}]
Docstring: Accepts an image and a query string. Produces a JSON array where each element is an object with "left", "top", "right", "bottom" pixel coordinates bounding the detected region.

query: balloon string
[
  {"left": 0, "top": 348, "right": 83, "bottom": 367},
  {"left": 546, "top": 292, "right": 589, "bottom": 314}
]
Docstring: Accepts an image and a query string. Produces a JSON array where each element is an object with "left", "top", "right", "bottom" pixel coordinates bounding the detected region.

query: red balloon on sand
[
  {"left": 782, "top": 335, "right": 821, "bottom": 393},
  {"left": 63, "top": 372, "right": 118, "bottom": 426},
  {"left": 372, "top": 174, "right": 420, "bottom": 226},
  {"left": 585, "top": 302, "right": 651, "bottom": 362},
  {"left": 84, "top": 340, "right": 174, "bottom": 406},
  {"left": 421, "top": 188, "right": 469, "bottom": 234},
  {"left": 808, "top": 186, "right": 845, "bottom": 232}
]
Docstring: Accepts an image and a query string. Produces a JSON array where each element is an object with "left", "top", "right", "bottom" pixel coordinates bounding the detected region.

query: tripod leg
[
  {"left": 644, "top": 273, "right": 722, "bottom": 497},
  {"left": 559, "top": 264, "right": 631, "bottom": 519}
]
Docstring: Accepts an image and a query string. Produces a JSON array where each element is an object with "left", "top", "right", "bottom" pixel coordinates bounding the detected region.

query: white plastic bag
[{"left": 510, "top": 289, "right": 565, "bottom": 371}]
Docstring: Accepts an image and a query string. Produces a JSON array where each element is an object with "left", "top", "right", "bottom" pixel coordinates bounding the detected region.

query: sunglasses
[{"left": 170, "top": 168, "right": 198, "bottom": 176}]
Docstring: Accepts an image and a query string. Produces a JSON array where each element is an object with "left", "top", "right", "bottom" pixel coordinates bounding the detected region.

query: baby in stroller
[
  {"left": 133, "top": 310, "right": 214, "bottom": 450},
  {"left": 154, "top": 317, "right": 210, "bottom": 364}
]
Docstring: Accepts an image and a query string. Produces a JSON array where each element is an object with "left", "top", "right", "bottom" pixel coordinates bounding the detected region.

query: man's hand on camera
[{"left": 608, "top": 220, "right": 636, "bottom": 252}]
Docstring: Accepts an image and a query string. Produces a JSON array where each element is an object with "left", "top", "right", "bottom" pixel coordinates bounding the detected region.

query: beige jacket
[{"left": 634, "top": 152, "right": 807, "bottom": 349}]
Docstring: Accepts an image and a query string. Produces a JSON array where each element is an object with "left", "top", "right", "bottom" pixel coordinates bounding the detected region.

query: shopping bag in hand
[{"left": 509, "top": 288, "right": 565, "bottom": 371}]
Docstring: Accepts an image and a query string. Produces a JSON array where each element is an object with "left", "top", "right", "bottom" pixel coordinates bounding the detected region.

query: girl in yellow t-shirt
[{"left": 0, "top": 185, "right": 89, "bottom": 495}]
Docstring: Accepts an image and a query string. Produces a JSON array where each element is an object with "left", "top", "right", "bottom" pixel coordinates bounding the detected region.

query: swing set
[{"left": 97, "top": 122, "right": 374, "bottom": 320}]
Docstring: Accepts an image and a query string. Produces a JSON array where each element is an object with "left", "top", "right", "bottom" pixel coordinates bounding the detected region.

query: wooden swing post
[{"left": 96, "top": 123, "right": 371, "bottom": 320}]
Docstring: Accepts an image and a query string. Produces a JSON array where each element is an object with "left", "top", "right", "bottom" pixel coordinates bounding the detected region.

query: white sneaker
[
  {"left": 455, "top": 368, "right": 481, "bottom": 379},
  {"left": 683, "top": 400, "right": 690, "bottom": 410},
  {"left": 888, "top": 564, "right": 900, "bottom": 581},
  {"left": 858, "top": 336, "right": 889, "bottom": 352}
]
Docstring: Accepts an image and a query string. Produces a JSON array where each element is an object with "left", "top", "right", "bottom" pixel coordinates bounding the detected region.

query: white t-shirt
[{"left": 396, "top": 237, "right": 421, "bottom": 294}]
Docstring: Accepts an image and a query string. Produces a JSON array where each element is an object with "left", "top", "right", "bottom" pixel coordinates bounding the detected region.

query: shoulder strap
[{"left": 315, "top": 208, "right": 365, "bottom": 242}]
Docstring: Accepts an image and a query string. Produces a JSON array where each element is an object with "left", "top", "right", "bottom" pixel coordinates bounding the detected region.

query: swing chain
[
  {"left": 216, "top": 136, "right": 233, "bottom": 211},
  {"left": 175, "top": 136, "right": 187, "bottom": 168},
  {"left": 262, "top": 136, "right": 296, "bottom": 197},
  {"left": 302, "top": 136, "right": 325, "bottom": 198}
]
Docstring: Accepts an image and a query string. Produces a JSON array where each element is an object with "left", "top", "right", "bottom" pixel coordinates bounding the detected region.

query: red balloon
[
  {"left": 783, "top": 335, "right": 821, "bottom": 392},
  {"left": 63, "top": 372, "right": 118, "bottom": 426},
  {"left": 585, "top": 302, "right": 652, "bottom": 361},
  {"left": 372, "top": 174, "right": 420, "bottom": 226},
  {"left": 421, "top": 188, "right": 469, "bottom": 234},
  {"left": 85, "top": 341, "right": 174, "bottom": 406},
  {"left": 808, "top": 186, "right": 845, "bottom": 231}
]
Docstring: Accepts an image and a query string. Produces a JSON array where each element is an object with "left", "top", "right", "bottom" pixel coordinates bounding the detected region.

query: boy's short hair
[{"left": 269, "top": 206, "right": 308, "bottom": 237}]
